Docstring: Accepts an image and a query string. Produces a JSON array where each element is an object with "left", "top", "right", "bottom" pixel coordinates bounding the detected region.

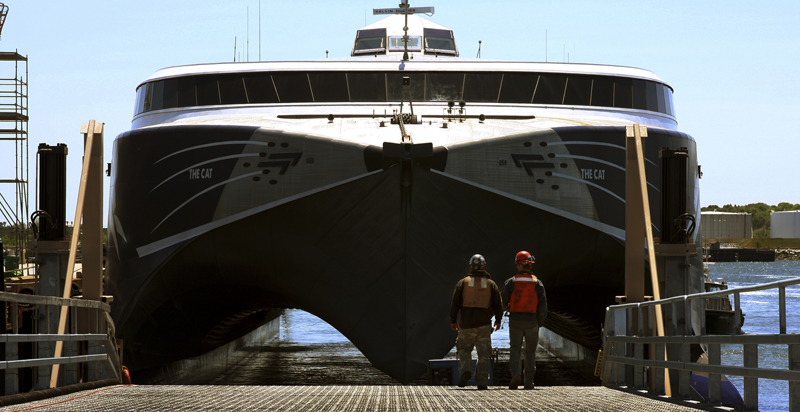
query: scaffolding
[{"left": 0, "top": 51, "right": 29, "bottom": 262}]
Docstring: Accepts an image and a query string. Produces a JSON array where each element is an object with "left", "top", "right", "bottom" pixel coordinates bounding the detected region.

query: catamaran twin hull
[{"left": 107, "top": 122, "right": 700, "bottom": 383}]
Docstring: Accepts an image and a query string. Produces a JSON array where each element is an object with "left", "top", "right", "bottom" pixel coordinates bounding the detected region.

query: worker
[
  {"left": 449, "top": 254, "right": 503, "bottom": 390},
  {"left": 502, "top": 251, "right": 548, "bottom": 390}
]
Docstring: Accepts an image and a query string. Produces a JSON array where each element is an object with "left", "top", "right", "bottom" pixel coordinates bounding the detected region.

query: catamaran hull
[{"left": 107, "top": 123, "right": 700, "bottom": 383}]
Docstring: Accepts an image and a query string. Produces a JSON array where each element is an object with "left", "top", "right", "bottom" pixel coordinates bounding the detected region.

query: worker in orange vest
[
  {"left": 502, "top": 251, "right": 548, "bottom": 389},
  {"left": 449, "top": 254, "right": 503, "bottom": 390}
]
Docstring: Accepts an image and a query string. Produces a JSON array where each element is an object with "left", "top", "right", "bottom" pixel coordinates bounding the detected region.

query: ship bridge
[{"left": 352, "top": 14, "right": 458, "bottom": 57}]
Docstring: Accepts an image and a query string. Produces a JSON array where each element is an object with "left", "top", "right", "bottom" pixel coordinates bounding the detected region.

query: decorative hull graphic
[{"left": 107, "top": 124, "right": 701, "bottom": 383}]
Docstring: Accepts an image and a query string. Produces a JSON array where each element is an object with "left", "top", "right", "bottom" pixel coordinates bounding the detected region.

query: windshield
[
  {"left": 389, "top": 36, "right": 421, "bottom": 51},
  {"left": 425, "top": 37, "right": 455, "bottom": 52},
  {"left": 354, "top": 37, "right": 385, "bottom": 52}
]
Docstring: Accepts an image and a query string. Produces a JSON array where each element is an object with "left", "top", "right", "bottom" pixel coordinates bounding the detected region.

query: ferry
[{"left": 107, "top": 4, "right": 704, "bottom": 383}]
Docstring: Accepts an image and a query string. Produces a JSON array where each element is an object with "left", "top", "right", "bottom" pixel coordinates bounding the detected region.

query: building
[
  {"left": 700, "top": 211, "right": 752, "bottom": 240},
  {"left": 771, "top": 210, "right": 800, "bottom": 239}
]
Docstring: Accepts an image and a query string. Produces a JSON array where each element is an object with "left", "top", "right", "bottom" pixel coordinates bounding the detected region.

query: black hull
[{"left": 108, "top": 124, "right": 701, "bottom": 383}]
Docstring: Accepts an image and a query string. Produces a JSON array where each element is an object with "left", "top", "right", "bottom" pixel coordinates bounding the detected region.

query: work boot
[
  {"left": 523, "top": 383, "right": 534, "bottom": 390},
  {"left": 477, "top": 385, "right": 488, "bottom": 390},
  {"left": 458, "top": 371, "right": 471, "bottom": 388},
  {"left": 509, "top": 374, "right": 522, "bottom": 390}
]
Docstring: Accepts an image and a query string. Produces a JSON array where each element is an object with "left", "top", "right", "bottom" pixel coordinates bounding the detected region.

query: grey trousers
[
  {"left": 456, "top": 325, "right": 493, "bottom": 386},
  {"left": 509, "top": 319, "right": 539, "bottom": 385}
]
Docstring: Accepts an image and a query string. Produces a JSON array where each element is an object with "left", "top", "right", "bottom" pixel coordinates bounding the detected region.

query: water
[{"left": 708, "top": 260, "right": 800, "bottom": 412}]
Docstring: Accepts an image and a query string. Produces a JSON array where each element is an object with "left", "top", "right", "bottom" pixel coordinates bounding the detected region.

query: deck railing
[
  {"left": 0, "top": 290, "right": 120, "bottom": 395},
  {"left": 602, "top": 276, "right": 800, "bottom": 411}
]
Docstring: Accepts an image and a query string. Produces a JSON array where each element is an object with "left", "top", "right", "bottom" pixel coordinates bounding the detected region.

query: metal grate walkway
[{"left": 0, "top": 385, "right": 711, "bottom": 411}]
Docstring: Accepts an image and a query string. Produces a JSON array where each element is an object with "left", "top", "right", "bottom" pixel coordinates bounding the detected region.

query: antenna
[
  {"left": 402, "top": 0, "right": 410, "bottom": 61},
  {"left": 476, "top": 40, "right": 481, "bottom": 58},
  {"left": 247, "top": 6, "right": 250, "bottom": 62},
  {"left": 234, "top": 36, "right": 237, "bottom": 62},
  {"left": 259, "top": 0, "right": 261, "bottom": 61}
]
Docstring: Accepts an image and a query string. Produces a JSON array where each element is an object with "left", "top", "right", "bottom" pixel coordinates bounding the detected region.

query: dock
[{"left": 0, "top": 385, "right": 711, "bottom": 411}]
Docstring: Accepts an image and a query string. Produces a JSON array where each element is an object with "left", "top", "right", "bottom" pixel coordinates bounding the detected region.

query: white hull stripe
[
  {"left": 431, "top": 170, "right": 626, "bottom": 240},
  {"left": 547, "top": 141, "right": 658, "bottom": 167},
  {"left": 136, "top": 170, "right": 382, "bottom": 257},
  {"left": 151, "top": 153, "right": 257, "bottom": 192},
  {"left": 154, "top": 140, "right": 282, "bottom": 164}
]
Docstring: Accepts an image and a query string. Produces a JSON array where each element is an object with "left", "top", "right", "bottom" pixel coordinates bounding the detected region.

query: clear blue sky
[{"left": 0, "top": 0, "right": 798, "bottom": 226}]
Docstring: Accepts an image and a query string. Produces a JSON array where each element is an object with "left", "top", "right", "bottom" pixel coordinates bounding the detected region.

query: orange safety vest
[
  {"left": 462, "top": 276, "right": 492, "bottom": 308},
  {"left": 509, "top": 273, "right": 539, "bottom": 313}
]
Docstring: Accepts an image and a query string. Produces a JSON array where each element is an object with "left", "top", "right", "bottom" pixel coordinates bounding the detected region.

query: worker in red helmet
[
  {"left": 449, "top": 254, "right": 503, "bottom": 390},
  {"left": 502, "top": 251, "right": 548, "bottom": 390}
]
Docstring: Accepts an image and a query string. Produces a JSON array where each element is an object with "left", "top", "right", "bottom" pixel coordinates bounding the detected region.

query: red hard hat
[{"left": 515, "top": 251, "right": 535, "bottom": 264}]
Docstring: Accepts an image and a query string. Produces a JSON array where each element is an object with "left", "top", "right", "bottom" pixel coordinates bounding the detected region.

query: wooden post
[
  {"left": 50, "top": 120, "right": 104, "bottom": 388},
  {"left": 81, "top": 121, "right": 104, "bottom": 303},
  {"left": 625, "top": 124, "right": 670, "bottom": 396}
]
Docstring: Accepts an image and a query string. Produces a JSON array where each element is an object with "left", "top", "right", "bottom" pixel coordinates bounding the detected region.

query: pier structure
[
  {"left": 0, "top": 385, "right": 713, "bottom": 411},
  {"left": 0, "top": 50, "right": 29, "bottom": 265},
  {"left": 603, "top": 276, "right": 800, "bottom": 411}
]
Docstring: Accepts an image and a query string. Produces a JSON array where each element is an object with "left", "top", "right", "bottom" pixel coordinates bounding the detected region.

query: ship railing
[
  {"left": 0, "top": 290, "right": 120, "bottom": 395},
  {"left": 601, "top": 276, "right": 800, "bottom": 411}
]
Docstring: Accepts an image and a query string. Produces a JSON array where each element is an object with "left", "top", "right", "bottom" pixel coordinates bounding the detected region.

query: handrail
[
  {"left": 602, "top": 275, "right": 800, "bottom": 411},
  {"left": 0, "top": 291, "right": 110, "bottom": 311},
  {"left": 0, "top": 290, "right": 120, "bottom": 394},
  {"left": 611, "top": 276, "right": 800, "bottom": 309}
]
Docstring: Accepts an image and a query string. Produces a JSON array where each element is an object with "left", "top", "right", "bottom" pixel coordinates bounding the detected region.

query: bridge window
[
  {"left": 347, "top": 72, "right": 386, "bottom": 102},
  {"left": 150, "top": 80, "right": 164, "bottom": 111},
  {"left": 499, "top": 73, "right": 538, "bottom": 104},
  {"left": 353, "top": 28, "right": 388, "bottom": 55},
  {"left": 177, "top": 77, "right": 197, "bottom": 107},
  {"left": 533, "top": 74, "right": 567, "bottom": 104},
  {"left": 355, "top": 37, "right": 384, "bottom": 52},
  {"left": 196, "top": 76, "right": 220, "bottom": 106},
  {"left": 614, "top": 78, "right": 632, "bottom": 109},
  {"left": 424, "top": 72, "right": 463, "bottom": 101},
  {"left": 463, "top": 72, "right": 503, "bottom": 102},
  {"left": 423, "top": 28, "right": 457, "bottom": 55},
  {"left": 219, "top": 75, "right": 248, "bottom": 104},
  {"left": 135, "top": 70, "right": 676, "bottom": 118},
  {"left": 563, "top": 75, "right": 592, "bottom": 106},
  {"left": 308, "top": 72, "right": 350, "bottom": 102},
  {"left": 388, "top": 36, "right": 421, "bottom": 52},
  {"left": 273, "top": 73, "right": 312, "bottom": 103},
  {"left": 162, "top": 79, "right": 179, "bottom": 109},
  {"left": 632, "top": 79, "right": 647, "bottom": 110},
  {"left": 387, "top": 72, "right": 424, "bottom": 101},
  {"left": 243, "top": 73, "right": 279, "bottom": 103},
  {"left": 590, "top": 77, "right": 614, "bottom": 107}
]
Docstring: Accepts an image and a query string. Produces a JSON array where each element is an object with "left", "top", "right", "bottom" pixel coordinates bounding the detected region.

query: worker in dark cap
[
  {"left": 449, "top": 254, "right": 503, "bottom": 390},
  {"left": 502, "top": 251, "right": 548, "bottom": 390}
]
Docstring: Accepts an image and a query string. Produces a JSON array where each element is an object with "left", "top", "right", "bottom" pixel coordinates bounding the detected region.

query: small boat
[{"left": 704, "top": 267, "right": 744, "bottom": 335}]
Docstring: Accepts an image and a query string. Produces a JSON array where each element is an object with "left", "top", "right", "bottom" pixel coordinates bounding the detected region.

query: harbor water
[{"left": 709, "top": 260, "right": 800, "bottom": 412}]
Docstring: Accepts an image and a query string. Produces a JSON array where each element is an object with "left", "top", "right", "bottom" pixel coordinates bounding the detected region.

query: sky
[{"left": 0, "top": 0, "right": 798, "bottom": 227}]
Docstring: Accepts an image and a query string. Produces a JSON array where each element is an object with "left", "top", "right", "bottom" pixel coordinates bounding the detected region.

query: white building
[
  {"left": 700, "top": 211, "right": 752, "bottom": 239},
  {"left": 771, "top": 210, "right": 800, "bottom": 238}
]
